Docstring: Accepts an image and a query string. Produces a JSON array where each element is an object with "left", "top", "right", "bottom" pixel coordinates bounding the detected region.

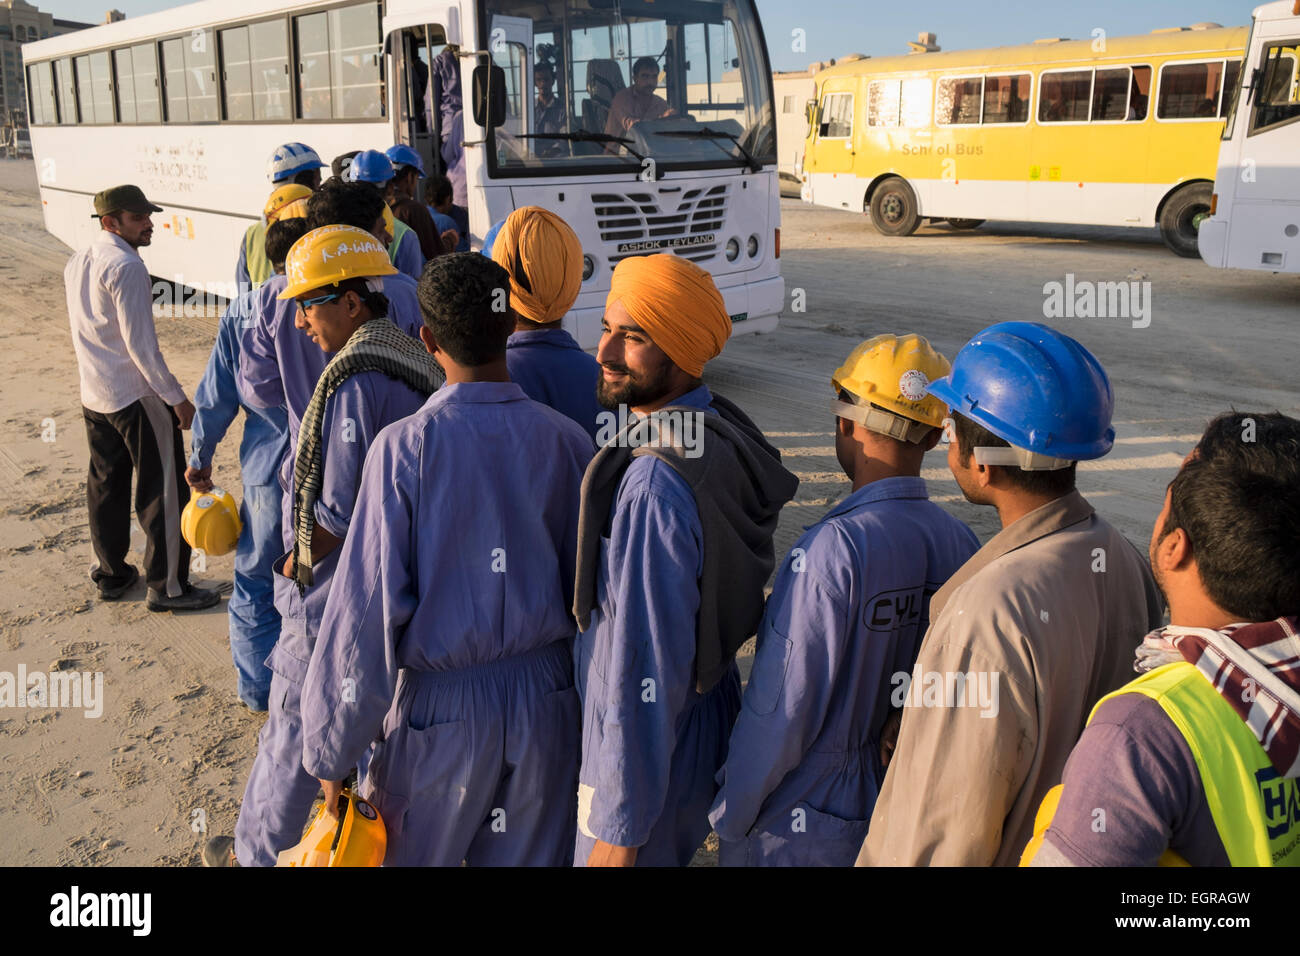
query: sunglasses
[{"left": 297, "top": 291, "right": 341, "bottom": 312}]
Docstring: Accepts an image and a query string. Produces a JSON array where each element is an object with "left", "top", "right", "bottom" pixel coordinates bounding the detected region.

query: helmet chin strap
[{"left": 973, "top": 446, "right": 1074, "bottom": 471}]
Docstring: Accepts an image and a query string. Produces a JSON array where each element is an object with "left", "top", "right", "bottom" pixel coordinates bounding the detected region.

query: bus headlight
[
  {"left": 582, "top": 255, "right": 595, "bottom": 281},
  {"left": 725, "top": 238, "right": 741, "bottom": 261},
  {"left": 747, "top": 235, "right": 760, "bottom": 258}
]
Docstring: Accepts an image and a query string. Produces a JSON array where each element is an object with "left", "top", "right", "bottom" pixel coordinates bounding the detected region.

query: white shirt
[{"left": 65, "top": 230, "right": 186, "bottom": 414}]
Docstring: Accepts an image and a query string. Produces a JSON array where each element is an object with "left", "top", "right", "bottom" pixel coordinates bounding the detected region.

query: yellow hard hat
[
  {"left": 264, "top": 184, "right": 312, "bottom": 223},
  {"left": 381, "top": 203, "right": 396, "bottom": 243},
  {"left": 181, "top": 487, "right": 242, "bottom": 556},
  {"left": 831, "top": 333, "right": 952, "bottom": 440},
  {"left": 276, "top": 789, "right": 387, "bottom": 867},
  {"left": 277, "top": 224, "right": 397, "bottom": 300}
]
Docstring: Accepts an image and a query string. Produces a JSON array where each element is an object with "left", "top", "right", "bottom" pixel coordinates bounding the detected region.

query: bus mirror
[
  {"left": 805, "top": 98, "right": 818, "bottom": 127},
  {"left": 472, "top": 63, "right": 508, "bottom": 129}
]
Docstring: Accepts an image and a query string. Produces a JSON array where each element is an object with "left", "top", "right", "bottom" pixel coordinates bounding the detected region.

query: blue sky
[{"left": 47, "top": 0, "right": 1254, "bottom": 72}]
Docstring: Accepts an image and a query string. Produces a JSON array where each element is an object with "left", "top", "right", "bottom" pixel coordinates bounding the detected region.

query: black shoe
[
  {"left": 96, "top": 565, "right": 139, "bottom": 601},
  {"left": 201, "top": 835, "right": 238, "bottom": 867},
  {"left": 146, "top": 583, "right": 221, "bottom": 612}
]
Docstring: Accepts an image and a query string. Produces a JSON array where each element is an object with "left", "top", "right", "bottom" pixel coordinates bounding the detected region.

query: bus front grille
[{"left": 592, "top": 185, "right": 729, "bottom": 265}]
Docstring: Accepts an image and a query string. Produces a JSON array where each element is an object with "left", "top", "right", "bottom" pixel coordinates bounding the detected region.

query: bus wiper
[
  {"left": 516, "top": 131, "right": 650, "bottom": 163},
  {"left": 655, "top": 128, "right": 761, "bottom": 173}
]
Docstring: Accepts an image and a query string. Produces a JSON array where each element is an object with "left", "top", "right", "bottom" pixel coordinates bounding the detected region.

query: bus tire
[
  {"left": 946, "top": 218, "right": 985, "bottom": 230},
  {"left": 1158, "top": 183, "right": 1213, "bottom": 258},
  {"left": 869, "top": 178, "right": 921, "bottom": 237}
]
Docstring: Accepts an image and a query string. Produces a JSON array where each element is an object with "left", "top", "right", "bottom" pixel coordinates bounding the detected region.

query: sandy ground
[{"left": 0, "top": 156, "right": 1296, "bottom": 866}]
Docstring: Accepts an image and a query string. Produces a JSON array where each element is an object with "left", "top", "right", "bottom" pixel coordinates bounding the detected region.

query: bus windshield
[{"left": 482, "top": 0, "right": 775, "bottom": 175}]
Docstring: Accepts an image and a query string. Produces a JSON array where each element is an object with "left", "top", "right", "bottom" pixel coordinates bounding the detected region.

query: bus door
[
  {"left": 805, "top": 82, "right": 856, "bottom": 208},
  {"left": 487, "top": 14, "right": 534, "bottom": 157},
  {"left": 390, "top": 24, "right": 443, "bottom": 175}
]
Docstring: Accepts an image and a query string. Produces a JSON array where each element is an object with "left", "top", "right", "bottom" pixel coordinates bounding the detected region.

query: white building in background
[{"left": 1, "top": 0, "right": 92, "bottom": 153}]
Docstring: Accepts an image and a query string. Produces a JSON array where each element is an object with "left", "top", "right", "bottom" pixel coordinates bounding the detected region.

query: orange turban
[
  {"left": 491, "top": 206, "right": 583, "bottom": 323},
  {"left": 606, "top": 254, "right": 730, "bottom": 377}
]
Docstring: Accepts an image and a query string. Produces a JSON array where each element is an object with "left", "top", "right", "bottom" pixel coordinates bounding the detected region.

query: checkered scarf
[
  {"left": 292, "top": 317, "right": 443, "bottom": 592},
  {"left": 1136, "top": 617, "right": 1300, "bottom": 776}
]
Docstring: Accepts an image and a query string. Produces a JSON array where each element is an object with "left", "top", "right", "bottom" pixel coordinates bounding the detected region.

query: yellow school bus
[{"left": 799, "top": 24, "right": 1247, "bottom": 255}]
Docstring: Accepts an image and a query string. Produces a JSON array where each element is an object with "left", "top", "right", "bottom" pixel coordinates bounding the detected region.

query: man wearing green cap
[{"left": 65, "top": 184, "right": 219, "bottom": 612}]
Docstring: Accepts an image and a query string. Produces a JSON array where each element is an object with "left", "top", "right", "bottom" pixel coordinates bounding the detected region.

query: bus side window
[
  {"left": 1127, "top": 66, "right": 1151, "bottom": 121},
  {"left": 819, "top": 92, "right": 852, "bottom": 138},
  {"left": 1038, "top": 70, "right": 1090, "bottom": 122},
  {"left": 1252, "top": 45, "right": 1300, "bottom": 132}
]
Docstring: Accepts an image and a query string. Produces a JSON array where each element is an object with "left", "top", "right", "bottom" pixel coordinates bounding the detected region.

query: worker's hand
[
  {"left": 185, "top": 465, "right": 213, "bottom": 492},
  {"left": 587, "top": 840, "right": 638, "bottom": 867},
  {"left": 879, "top": 709, "right": 903, "bottom": 770},
  {"left": 280, "top": 552, "right": 296, "bottom": 580},
  {"left": 319, "top": 779, "right": 343, "bottom": 819},
  {"left": 172, "top": 399, "right": 196, "bottom": 430}
]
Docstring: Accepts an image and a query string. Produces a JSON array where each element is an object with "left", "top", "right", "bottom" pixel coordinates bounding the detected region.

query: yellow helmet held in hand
[
  {"left": 181, "top": 487, "right": 241, "bottom": 556},
  {"left": 264, "top": 184, "right": 312, "bottom": 223},
  {"left": 832, "top": 333, "right": 952, "bottom": 442},
  {"left": 276, "top": 789, "right": 387, "bottom": 867},
  {"left": 277, "top": 224, "right": 397, "bottom": 300}
]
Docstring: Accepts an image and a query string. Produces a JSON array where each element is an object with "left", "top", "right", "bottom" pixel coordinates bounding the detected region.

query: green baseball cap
[{"left": 92, "top": 184, "right": 163, "bottom": 218}]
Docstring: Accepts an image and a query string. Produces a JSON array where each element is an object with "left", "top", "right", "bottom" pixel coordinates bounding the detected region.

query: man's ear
[
  {"left": 1154, "top": 525, "right": 1193, "bottom": 573},
  {"left": 920, "top": 427, "right": 942, "bottom": 452},
  {"left": 974, "top": 461, "right": 995, "bottom": 490},
  {"left": 418, "top": 325, "right": 439, "bottom": 357},
  {"left": 836, "top": 414, "right": 855, "bottom": 440}
]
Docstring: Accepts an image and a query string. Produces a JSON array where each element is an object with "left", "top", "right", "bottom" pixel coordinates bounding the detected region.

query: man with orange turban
[
  {"left": 572, "top": 253, "right": 799, "bottom": 866},
  {"left": 492, "top": 207, "right": 602, "bottom": 441}
]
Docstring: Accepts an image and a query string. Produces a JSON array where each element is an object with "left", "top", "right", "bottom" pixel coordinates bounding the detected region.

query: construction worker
[
  {"left": 384, "top": 144, "right": 443, "bottom": 262},
  {"left": 857, "top": 321, "right": 1164, "bottom": 867},
  {"left": 301, "top": 254, "right": 595, "bottom": 866},
  {"left": 184, "top": 217, "right": 307, "bottom": 711},
  {"left": 68, "top": 184, "right": 219, "bottom": 612},
  {"left": 208, "top": 225, "right": 442, "bottom": 866},
  {"left": 491, "top": 206, "right": 602, "bottom": 442},
  {"left": 343, "top": 149, "right": 424, "bottom": 281},
  {"left": 573, "top": 254, "right": 799, "bottom": 866},
  {"left": 425, "top": 174, "right": 470, "bottom": 252},
  {"left": 709, "top": 335, "right": 980, "bottom": 866},
  {"left": 237, "top": 178, "right": 428, "bottom": 466},
  {"left": 236, "top": 143, "right": 323, "bottom": 291},
  {"left": 1024, "top": 411, "right": 1300, "bottom": 867}
]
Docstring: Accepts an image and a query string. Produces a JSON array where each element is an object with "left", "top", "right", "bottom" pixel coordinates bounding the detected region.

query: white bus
[
  {"left": 22, "top": 0, "right": 783, "bottom": 348},
  {"left": 1199, "top": 0, "right": 1300, "bottom": 273}
]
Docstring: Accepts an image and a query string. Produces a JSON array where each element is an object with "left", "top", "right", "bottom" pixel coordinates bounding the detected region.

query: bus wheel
[
  {"left": 1158, "top": 183, "right": 1213, "bottom": 258},
  {"left": 869, "top": 178, "right": 921, "bottom": 236},
  {"left": 946, "top": 218, "right": 985, "bottom": 230}
]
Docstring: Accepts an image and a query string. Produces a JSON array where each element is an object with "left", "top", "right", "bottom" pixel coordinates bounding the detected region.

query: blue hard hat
[
  {"left": 925, "top": 321, "right": 1115, "bottom": 460},
  {"left": 343, "top": 149, "right": 395, "bottom": 185},
  {"left": 385, "top": 144, "right": 426, "bottom": 176},
  {"left": 267, "top": 142, "right": 324, "bottom": 183}
]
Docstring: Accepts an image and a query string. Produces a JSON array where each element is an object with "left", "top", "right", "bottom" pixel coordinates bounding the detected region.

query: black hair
[
  {"left": 333, "top": 277, "right": 390, "bottom": 318},
  {"left": 632, "top": 56, "right": 659, "bottom": 78},
  {"left": 534, "top": 61, "right": 555, "bottom": 77},
  {"left": 423, "top": 174, "right": 454, "bottom": 207},
  {"left": 264, "top": 218, "right": 311, "bottom": 268},
  {"left": 416, "top": 253, "right": 514, "bottom": 366},
  {"left": 330, "top": 150, "right": 361, "bottom": 181},
  {"left": 290, "top": 168, "right": 319, "bottom": 189},
  {"left": 306, "top": 177, "right": 386, "bottom": 232},
  {"left": 951, "top": 411, "right": 1077, "bottom": 496},
  {"left": 1161, "top": 411, "right": 1300, "bottom": 621}
]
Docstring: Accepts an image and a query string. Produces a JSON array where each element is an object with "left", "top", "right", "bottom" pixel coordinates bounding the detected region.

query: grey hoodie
[{"left": 573, "top": 392, "right": 799, "bottom": 693}]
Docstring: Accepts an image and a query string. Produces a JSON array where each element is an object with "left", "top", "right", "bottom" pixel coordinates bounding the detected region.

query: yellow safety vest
[
  {"left": 1023, "top": 661, "right": 1300, "bottom": 867},
  {"left": 243, "top": 220, "right": 273, "bottom": 288},
  {"left": 388, "top": 217, "right": 413, "bottom": 269}
]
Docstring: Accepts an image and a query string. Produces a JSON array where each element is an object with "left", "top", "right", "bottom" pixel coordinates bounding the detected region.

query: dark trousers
[{"left": 83, "top": 396, "right": 191, "bottom": 597}]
